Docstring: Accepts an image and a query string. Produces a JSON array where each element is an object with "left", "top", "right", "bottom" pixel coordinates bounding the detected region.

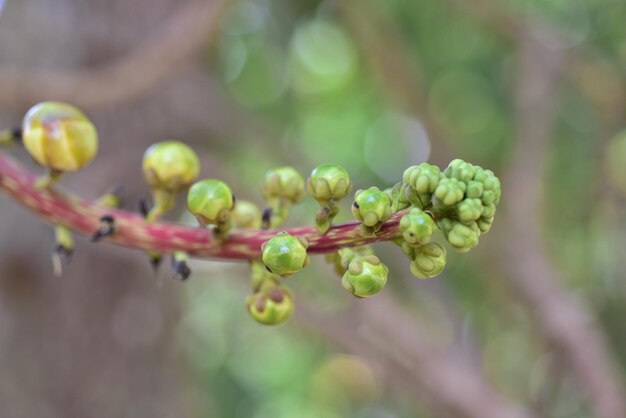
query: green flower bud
[
  {"left": 444, "top": 159, "right": 476, "bottom": 183},
  {"left": 307, "top": 163, "right": 352, "bottom": 203},
  {"left": 399, "top": 208, "right": 435, "bottom": 246},
  {"left": 434, "top": 178, "right": 466, "bottom": 206},
  {"left": 351, "top": 187, "right": 392, "bottom": 228},
  {"left": 341, "top": 255, "right": 388, "bottom": 298},
  {"left": 441, "top": 220, "right": 480, "bottom": 252},
  {"left": 474, "top": 168, "right": 501, "bottom": 205},
  {"left": 457, "top": 198, "right": 483, "bottom": 222},
  {"left": 482, "top": 202, "right": 496, "bottom": 218},
  {"left": 402, "top": 163, "right": 443, "bottom": 195},
  {"left": 22, "top": 102, "right": 98, "bottom": 172},
  {"left": 409, "top": 242, "right": 447, "bottom": 279},
  {"left": 466, "top": 181, "right": 484, "bottom": 199},
  {"left": 232, "top": 200, "right": 262, "bottom": 229},
  {"left": 247, "top": 286, "right": 294, "bottom": 325},
  {"left": 384, "top": 183, "right": 411, "bottom": 212},
  {"left": 262, "top": 232, "right": 309, "bottom": 277},
  {"left": 143, "top": 141, "right": 200, "bottom": 191},
  {"left": 261, "top": 166, "right": 306, "bottom": 205},
  {"left": 477, "top": 216, "right": 494, "bottom": 233},
  {"left": 187, "top": 179, "right": 234, "bottom": 226}
]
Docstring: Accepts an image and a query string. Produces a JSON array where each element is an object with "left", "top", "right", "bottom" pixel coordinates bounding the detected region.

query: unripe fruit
[
  {"left": 231, "top": 200, "right": 262, "bottom": 229},
  {"left": 457, "top": 198, "right": 483, "bottom": 222},
  {"left": 307, "top": 163, "right": 352, "bottom": 203},
  {"left": 261, "top": 166, "right": 306, "bottom": 204},
  {"left": 444, "top": 159, "right": 476, "bottom": 183},
  {"left": 403, "top": 163, "right": 443, "bottom": 195},
  {"left": 399, "top": 208, "right": 435, "bottom": 246},
  {"left": 341, "top": 255, "right": 388, "bottom": 298},
  {"left": 351, "top": 187, "right": 392, "bottom": 227},
  {"left": 247, "top": 286, "right": 294, "bottom": 325},
  {"left": 410, "top": 242, "right": 446, "bottom": 279},
  {"left": 187, "top": 179, "right": 234, "bottom": 226},
  {"left": 439, "top": 219, "right": 480, "bottom": 252},
  {"left": 22, "top": 102, "right": 98, "bottom": 172},
  {"left": 142, "top": 141, "right": 200, "bottom": 191},
  {"left": 262, "top": 232, "right": 309, "bottom": 277}
]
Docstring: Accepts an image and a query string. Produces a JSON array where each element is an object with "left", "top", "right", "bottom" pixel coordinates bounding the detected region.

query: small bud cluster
[{"left": 4, "top": 102, "right": 502, "bottom": 326}]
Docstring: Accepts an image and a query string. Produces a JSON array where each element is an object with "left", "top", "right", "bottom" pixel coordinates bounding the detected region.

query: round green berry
[
  {"left": 261, "top": 166, "right": 306, "bottom": 204},
  {"left": 22, "top": 102, "right": 98, "bottom": 172},
  {"left": 399, "top": 208, "right": 435, "bottom": 246},
  {"left": 341, "top": 255, "right": 388, "bottom": 298},
  {"left": 187, "top": 179, "right": 234, "bottom": 226},
  {"left": 351, "top": 187, "right": 392, "bottom": 227},
  {"left": 262, "top": 232, "right": 309, "bottom": 277},
  {"left": 410, "top": 243, "right": 446, "bottom": 279},
  {"left": 232, "top": 200, "right": 262, "bottom": 229},
  {"left": 440, "top": 220, "right": 480, "bottom": 252},
  {"left": 143, "top": 141, "right": 200, "bottom": 191},
  {"left": 247, "top": 286, "right": 294, "bottom": 325},
  {"left": 307, "top": 163, "right": 352, "bottom": 203}
]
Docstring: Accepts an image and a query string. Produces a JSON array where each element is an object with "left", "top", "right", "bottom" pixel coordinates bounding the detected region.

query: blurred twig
[
  {"left": 297, "top": 295, "right": 533, "bottom": 418},
  {"left": 0, "top": 0, "right": 226, "bottom": 110},
  {"left": 501, "top": 33, "right": 626, "bottom": 418}
]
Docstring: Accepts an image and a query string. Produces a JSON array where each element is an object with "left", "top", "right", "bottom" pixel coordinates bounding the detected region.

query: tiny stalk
[{"left": 0, "top": 102, "right": 502, "bottom": 326}]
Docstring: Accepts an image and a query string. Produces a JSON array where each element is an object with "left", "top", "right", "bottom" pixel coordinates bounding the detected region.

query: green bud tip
[
  {"left": 402, "top": 163, "right": 443, "bottom": 196},
  {"left": 261, "top": 166, "right": 306, "bottom": 205},
  {"left": 341, "top": 255, "right": 389, "bottom": 298},
  {"left": 261, "top": 232, "right": 309, "bottom": 277},
  {"left": 247, "top": 286, "right": 294, "bottom": 325},
  {"left": 399, "top": 208, "right": 436, "bottom": 246},
  {"left": 142, "top": 141, "right": 200, "bottom": 191},
  {"left": 187, "top": 179, "right": 235, "bottom": 226},
  {"left": 231, "top": 200, "right": 262, "bottom": 229},
  {"left": 409, "top": 242, "right": 446, "bottom": 279},
  {"left": 434, "top": 178, "right": 466, "bottom": 206},
  {"left": 22, "top": 102, "right": 98, "bottom": 173},
  {"left": 351, "top": 187, "right": 392, "bottom": 228},
  {"left": 307, "top": 163, "right": 352, "bottom": 203}
]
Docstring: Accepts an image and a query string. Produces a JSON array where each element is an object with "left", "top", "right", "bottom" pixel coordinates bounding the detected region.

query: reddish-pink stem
[{"left": 0, "top": 150, "right": 404, "bottom": 260}]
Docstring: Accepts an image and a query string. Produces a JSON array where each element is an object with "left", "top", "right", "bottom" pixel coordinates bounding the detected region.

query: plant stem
[{"left": 0, "top": 149, "right": 406, "bottom": 261}]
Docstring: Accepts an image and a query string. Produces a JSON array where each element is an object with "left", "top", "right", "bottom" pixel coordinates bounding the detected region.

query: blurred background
[{"left": 1, "top": 0, "right": 626, "bottom": 417}]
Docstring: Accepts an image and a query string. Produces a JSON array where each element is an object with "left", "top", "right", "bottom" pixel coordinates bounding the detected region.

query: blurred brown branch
[
  {"left": 0, "top": 0, "right": 226, "bottom": 111},
  {"left": 501, "top": 33, "right": 626, "bottom": 418},
  {"left": 297, "top": 295, "right": 533, "bottom": 418},
  {"left": 339, "top": 1, "right": 626, "bottom": 417}
]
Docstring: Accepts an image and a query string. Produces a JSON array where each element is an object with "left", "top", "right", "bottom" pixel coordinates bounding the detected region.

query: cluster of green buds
[{"left": 2, "top": 103, "right": 504, "bottom": 324}]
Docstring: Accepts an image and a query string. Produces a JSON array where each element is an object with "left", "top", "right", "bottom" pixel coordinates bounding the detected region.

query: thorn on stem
[
  {"left": 91, "top": 215, "right": 116, "bottom": 242},
  {"left": 51, "top": 244, "right": 73, "bottom": 277},
  {"left": 261, "top": 207, "right": 272, "bottom": 230},
  {"left": 139, "top": 197, "right": 151, "bottom": 218},
  {"left": 172, "top": 259, "right": 191, "bottom": 281}
]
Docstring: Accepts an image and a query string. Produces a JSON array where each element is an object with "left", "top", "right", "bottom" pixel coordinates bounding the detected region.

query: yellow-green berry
[
  {"left": 444, "top": 159, "right": 476, "bottom": 183},
  {"left": 247, "top": 286, "right": 294, "bottom": 325},
  {"left": 261, "top": 166, "right": 306, "bottom": 205},
  {"left": 439, "top": 220, "right": 480, "bottom": 252},
  {"left": 409, "top": 243, "right": 446, "bottom": 279},
  {"left": 403, "top": 163, "right": 443, "bottom": 195},
  {"left": 232, "top": 200, "right": 262, "bottom": 229},
  {"left": 142, "top": 141, "right": 200, "bottom": 191},
  {"left": 262, "top": 232, "right": 309, "bottom": 277},
  {"left": 307, "top": 163, "right": 352, "bottom": 203},
  {"left": 341, "top": 255, "right": 388, "bottom": 298},
  {"left": 187, "top": 179, "right": 234, "bottom": 226},
  {"left": 22, "top": 102, "right": 98, "bottom": 172},
  {"left": 351, "top": 187, "right": 392, "bottom": 228}
]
